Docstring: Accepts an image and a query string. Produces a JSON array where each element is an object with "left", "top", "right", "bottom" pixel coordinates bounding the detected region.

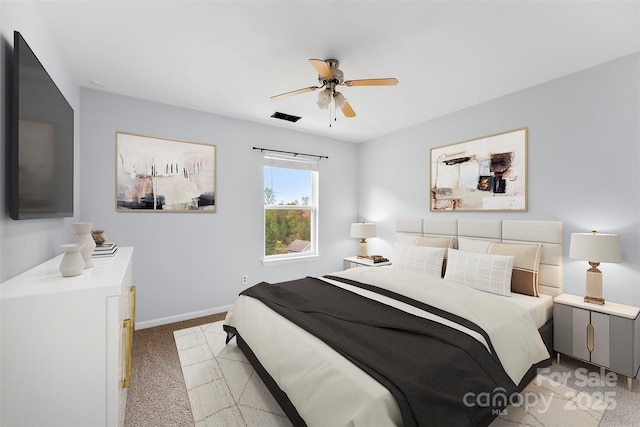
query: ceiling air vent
[{"left": 271, "top": 112, "right": 301, "bottom": 123}]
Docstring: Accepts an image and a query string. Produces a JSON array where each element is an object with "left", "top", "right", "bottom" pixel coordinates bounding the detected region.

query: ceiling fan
[{"left": 271, "top": 59, "right": 398, "bottom": 118}]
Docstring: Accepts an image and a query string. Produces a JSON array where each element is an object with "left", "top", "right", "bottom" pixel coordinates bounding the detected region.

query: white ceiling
[{"left": 38, "top": 0, "right": 639, "bottom": 143}]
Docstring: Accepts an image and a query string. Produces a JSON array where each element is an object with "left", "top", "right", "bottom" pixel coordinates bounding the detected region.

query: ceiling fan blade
[
  {"left": 309, "top": 59, "right": 333, "bottom": 79},
  {"left": 271, "top": 86, "right": 319, "bottom": 101},
  {"left": 341, "top": 101, "right": 356, "bottom": 118},
  {"left": 344, "top": 78, "right": 399, "bottom": 87}
]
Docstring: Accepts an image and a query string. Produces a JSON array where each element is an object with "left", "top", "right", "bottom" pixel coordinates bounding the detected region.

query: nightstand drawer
[{"left": 610, "top": 315, "right": 637, "bottom": 376}]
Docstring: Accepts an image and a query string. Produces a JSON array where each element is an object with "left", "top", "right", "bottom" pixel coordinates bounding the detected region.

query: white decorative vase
[
  {"left": 59, "top": 244, "right": 85, "bottom": 277},
  {"left": 72, "top": 222, "right": 96, "bottom": 268}
]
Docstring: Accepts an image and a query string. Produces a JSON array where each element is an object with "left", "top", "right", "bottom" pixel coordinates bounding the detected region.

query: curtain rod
[{"left": 253, "top": 146, "right": 328, "bottom": 160}]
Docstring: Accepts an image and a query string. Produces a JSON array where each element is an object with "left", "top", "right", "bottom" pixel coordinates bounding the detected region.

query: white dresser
[{"left": 1, "top": 247, "right": 135, "bottom": 427}]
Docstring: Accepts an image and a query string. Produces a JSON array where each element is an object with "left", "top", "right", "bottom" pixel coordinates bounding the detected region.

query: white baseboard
[{"left": 136, "top": 304, "right": 232, "bottom": 330}]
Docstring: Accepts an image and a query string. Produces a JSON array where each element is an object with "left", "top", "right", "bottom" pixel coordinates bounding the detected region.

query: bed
[{"left": 224, "top": 219, "right": 563, "bottom": 426}]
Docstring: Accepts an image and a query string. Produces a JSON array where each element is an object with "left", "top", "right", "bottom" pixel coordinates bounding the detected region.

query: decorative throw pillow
[
  {"left": 414, "top": 236, "right": 455, "bottom": 248},
  {"left": 393, "top": 243, "right": 446, "bottom": 278},
  {"left": 444, "top": 249, "right": 515, "bottom": 297},
  {"left": 396, "top": 233, "right": 421, "bottom": 245},
  {"left": 457, "top": 237, "right": 493, "bottom": 254},
  {"left": 488, "top": 242, "right": 542, "bottom": 297}
]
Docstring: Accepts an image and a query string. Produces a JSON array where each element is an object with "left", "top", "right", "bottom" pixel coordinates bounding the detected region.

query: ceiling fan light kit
[
  {"left": 271, "top": 58, "right": 398, "bottom": 119},
  {"left": 332, "top": 92, "right": 347, "bottom": 109},
  {"left": 316, "top": 88, "right": 333, "bottom": 109}
]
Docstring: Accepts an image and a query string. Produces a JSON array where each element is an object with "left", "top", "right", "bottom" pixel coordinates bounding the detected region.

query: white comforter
[{"left": 224, "top": 267, "right": 550, "bottom": 427}]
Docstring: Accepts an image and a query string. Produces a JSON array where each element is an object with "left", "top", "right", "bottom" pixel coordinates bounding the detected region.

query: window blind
[{"left": 263, "top": 153, "right": 319, "bottom": 171}]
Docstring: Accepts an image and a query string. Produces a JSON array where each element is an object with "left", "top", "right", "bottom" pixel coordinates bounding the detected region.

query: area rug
[{"left": 174, "top": 321, "right": 606, "bottom": 426}]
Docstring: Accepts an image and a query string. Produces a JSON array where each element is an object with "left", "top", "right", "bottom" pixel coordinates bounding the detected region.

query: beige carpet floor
[{"left": 124, "top": 313, "right": 226, "bottom": 427}]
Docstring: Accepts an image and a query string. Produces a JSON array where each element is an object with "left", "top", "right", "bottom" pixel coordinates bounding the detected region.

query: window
[{"left": 263, "top": 154, "right": 318, "bottom": 261}]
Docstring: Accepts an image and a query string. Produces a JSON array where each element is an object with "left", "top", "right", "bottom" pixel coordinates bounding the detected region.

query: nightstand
[
  {"left": 553, "top": 293, "right": 640, "bottom": 391},
  {"left": 343, "top": 256, "right": 392, "bottom": 270}
]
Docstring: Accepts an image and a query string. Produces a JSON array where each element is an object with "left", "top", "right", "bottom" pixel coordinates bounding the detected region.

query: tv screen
[{"left": 10, "top": 31, "right": 74, "bottom": 220}]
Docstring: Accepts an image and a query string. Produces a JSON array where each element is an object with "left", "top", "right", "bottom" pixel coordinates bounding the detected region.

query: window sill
[{"left": 262, "top": 254, "right": 319, "bottom": 267}]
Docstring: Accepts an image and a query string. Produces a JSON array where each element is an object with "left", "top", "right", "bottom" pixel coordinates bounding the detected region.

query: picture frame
[
  {"left": 116, "top": 132, "right": 216, "bottom": 212},
  {"left": 430, "top": 127, "right": 527, "bottom": 212}
]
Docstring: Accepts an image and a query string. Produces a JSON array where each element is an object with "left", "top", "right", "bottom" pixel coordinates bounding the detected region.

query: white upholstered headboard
[{"left": 396, "top": 218, "right": 563, "bottom": 297}]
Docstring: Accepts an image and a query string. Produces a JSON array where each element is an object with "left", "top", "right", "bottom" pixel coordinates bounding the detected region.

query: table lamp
[
  {"left": 351, "top": 222, "right": 376, "bottom": 258},
  {"left": 569, "top": 230, "right": 621, "bottom": 305}
]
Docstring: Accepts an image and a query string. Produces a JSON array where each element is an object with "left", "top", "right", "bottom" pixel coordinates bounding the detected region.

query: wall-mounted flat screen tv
[{"left": 10, "top": 31, "right": 74, "bottom": 220}]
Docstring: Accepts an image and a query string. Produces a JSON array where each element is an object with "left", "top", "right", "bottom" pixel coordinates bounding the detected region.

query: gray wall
[
  {"left": 359, "top": 53, "right": 640, "bottom": 306},
  {"left": 0, "top": 0, "right": 80, "bottom": 281},
  {"left": 79, "top": 89, "right": 358, "bottom": 327}
]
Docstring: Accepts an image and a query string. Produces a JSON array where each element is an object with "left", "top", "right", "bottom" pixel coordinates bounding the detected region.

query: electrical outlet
[{"left": 241, "top": 275, "right": 248, "bottom": 285}]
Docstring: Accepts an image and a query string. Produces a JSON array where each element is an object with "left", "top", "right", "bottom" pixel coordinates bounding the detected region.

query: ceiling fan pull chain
[
  {"left": 329, "top": 102, "right": 336, "bottom": 126},
  {"left": 332, "top": 102, "right": 338, "bottom": 126}
]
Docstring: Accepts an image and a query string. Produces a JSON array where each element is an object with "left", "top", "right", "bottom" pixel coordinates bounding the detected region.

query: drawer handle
[
  {"left": 123, "top": 319, "right": 133, "bottom": 388},
  {"left": 587, "top": 323, "right": 594, "bottom": 353},
  {"left": 129, "top": 285, "right": 136, "bottom": 331}
]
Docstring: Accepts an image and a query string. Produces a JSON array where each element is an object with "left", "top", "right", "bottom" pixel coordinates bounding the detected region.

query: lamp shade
[
  {"left": 569, "top": 232, "right": 621, "bottom": 263},
  {"left": 333, "top": 92, "right": 347, "bottom": 109},
  {"left": 350, "top": 223, "right": 377, "bottom": 239},
  {"left": 317, "top": 88, "right": 332, "bottom": 109}
]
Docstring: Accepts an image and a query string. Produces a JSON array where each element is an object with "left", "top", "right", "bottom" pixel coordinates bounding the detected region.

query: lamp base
[
  {"left": 584, "top": 268, "right": 605, "bottom": 305},
  {"left": 584, "top": 295, "right": 605, "bottom": 305},
  {"left": 358, "top": 241, "right": 368, "bottom": 257}
]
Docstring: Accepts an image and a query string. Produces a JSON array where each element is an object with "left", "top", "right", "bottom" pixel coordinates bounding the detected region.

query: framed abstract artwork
[
  {"left": 430, "top": 127, "right": 527, "bottom": 212},
  {"left": 116, "top": 132, "right": 216, "bottom": 212}
]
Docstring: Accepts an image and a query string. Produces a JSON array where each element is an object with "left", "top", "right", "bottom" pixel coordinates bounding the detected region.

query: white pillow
[
  {"left": 393, "top": 243, "right": 446, "bottom": 278},
  {"left": 444, "top": 249, "right": 515, "bottom": 296}
]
